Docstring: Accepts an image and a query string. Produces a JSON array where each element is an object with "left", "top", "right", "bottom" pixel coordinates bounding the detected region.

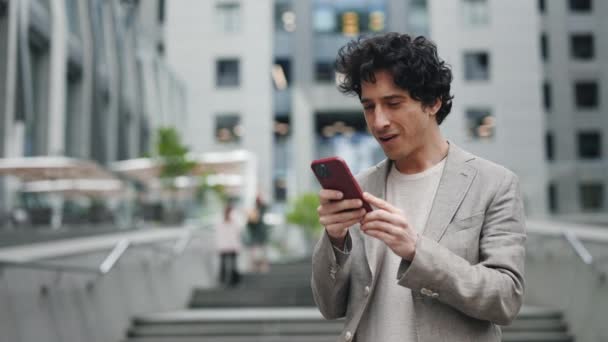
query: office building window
[
  {"left": 543, "top": 81, "right": 552, "bottom": 110},
  {"left": 546, "top": 132, "right": 554, "bottom": 160},
  {"left": 275, "top": 2, "right": 295, "bottom": 32},
  {"left": 315, "top": 61, "right": 335, "bottom": 83},
  {"left": 466, "top": 108, "right": 494, "bottom": 139},
  {"left": 313, "top": 3, "right": 386, "bottom": 36},
  {"left": 575, "top": 81, "right": 598, "bottom": 109},
  {"left": 464, "top": 52, "right": 490, "bottom": 81},
  {"left": 570, "top": 34, "right": 594, "bottom": 60},
  {"left": 540, "top": 34, "right": 549, "bottom": 61},
  {"left": 215, "top": 114, "right": 242, "bottom": 143},
  {"left": 273, "top": 59, "right": 291, "bottom": 90},
  {"left": 216, "top": 59, "right": 240, "bottom": 87},
  {"left": 538, "top": 0, "right": 546, "bottom": 13},
  {"left": 580, "top": 183, "right": 603, "bottom": 211},
  {"left": 216, "top": 2, "right": 240, "bottom": 33},
  {"left": 462, "top": 0, "right": 489, "bottom": 27},
  {"left": 569, "top": 0, "right": 592, "bottom": 12},
  {"left": 577, "top": 131, "right": 601, "bottom": 159},
  {"left": 158, "top": 0, "right": 165, "bottom": 23},
  {"left": 548, "top": 182, "right": 557, "bottom": 213}
]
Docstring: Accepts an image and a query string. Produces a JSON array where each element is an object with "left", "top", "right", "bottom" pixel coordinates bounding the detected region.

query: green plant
[
  {"left": 155, "top": 127, "right": 196, "bottom": 179},
  {"left": 286, "top": 192, "right": 323, "bottom": 237}
]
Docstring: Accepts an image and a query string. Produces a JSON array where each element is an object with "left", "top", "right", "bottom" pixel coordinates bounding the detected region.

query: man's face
[{"left": 360, "top": 70, "right": 437, "bottom": 163}]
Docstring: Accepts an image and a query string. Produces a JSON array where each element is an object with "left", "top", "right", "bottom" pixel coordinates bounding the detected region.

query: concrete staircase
[{"left": 125, "top": 260, "right": 574, "bottom": 342}]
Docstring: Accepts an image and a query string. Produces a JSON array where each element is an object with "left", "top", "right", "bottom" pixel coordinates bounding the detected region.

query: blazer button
[
  {"left": 364, "top": 286, "right": 370, "bottom": 296},
  {"left": 345, "top": 331, "right": 353, "bottom": 341}
]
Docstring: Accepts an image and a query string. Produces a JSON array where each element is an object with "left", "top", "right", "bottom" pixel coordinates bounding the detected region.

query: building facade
[
  {"left": 166, "top": 0, "right": 548, "bottom": 217},
  {"left": 540, "top": 0, "right": 608, "bottom": 217},
  {"left": 0, "top": 0, "right": 186, "bottom": 213}
]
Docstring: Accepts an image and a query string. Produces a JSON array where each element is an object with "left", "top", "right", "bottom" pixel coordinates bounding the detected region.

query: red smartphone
[{"left": 311, "top": 157, "right": 373, "bottom": 212}]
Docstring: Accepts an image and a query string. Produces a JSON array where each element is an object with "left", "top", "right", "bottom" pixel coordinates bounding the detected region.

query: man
[{"left": 311, "top": 33, "right": 526, "bottom": 342}]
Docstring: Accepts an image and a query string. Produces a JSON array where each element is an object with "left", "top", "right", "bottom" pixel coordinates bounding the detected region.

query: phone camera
[{"left": 316, "top": 164, "right": 330, "bottom": 178}]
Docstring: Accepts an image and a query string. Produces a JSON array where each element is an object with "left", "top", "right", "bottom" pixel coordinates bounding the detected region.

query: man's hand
[
  {"left": 317, "top": 189, "right": 366, "bottom": 250},
  {"left": 361, "top": 192, "right": 418, "bottom": 261}
]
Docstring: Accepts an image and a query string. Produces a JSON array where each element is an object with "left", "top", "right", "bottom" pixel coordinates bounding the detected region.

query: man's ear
[{"left": 427, "top": 98, "right": 442, "bottom": 116}]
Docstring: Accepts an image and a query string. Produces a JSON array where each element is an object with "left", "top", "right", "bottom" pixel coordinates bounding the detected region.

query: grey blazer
[{"left": 311, "top": 142, "right": 526, "bottom": 342}]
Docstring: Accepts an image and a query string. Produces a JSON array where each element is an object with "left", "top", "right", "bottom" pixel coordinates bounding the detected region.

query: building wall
[
  {"left": 542, "top": 0, "right": 608, "bottom": 215},
  {"left": 166, "top": 0, "right": 274, "bottom": 199},
  {"left": 429, "top": 0, "right": 548, "bottom": 217}
]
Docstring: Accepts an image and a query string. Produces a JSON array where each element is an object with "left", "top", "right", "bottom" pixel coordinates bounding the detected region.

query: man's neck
[{"left": 394, "top": 134, "right": 449, "bottom": 174}]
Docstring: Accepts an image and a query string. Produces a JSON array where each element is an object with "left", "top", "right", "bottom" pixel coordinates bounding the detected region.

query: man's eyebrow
[{"left": 360, "top": 94, "right": 406, "bottom": 103}]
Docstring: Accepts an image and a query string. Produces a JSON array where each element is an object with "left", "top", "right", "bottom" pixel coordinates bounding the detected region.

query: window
[
  {"left": 466, "top": 108, "right": 494, "bottom": 139},
  {"left": 313, "top": 7, "right": 338, "bottom": 33},
  {"left": 569, "top": 0, "right": 592, "bottom": 12},
  {"left": 540, "top": 34, "right": 549, "bottom": 61},
  {"left": 538, "top": 0, "right": 546, "bottom": 13},
  {"left": 580, "top": 183, "right": 603, "bottom": 211},
  {"left": 575, "top": 81, "right": 598, "bottom": 109},
  {"left": 462, "top": 0, "right": 489, "bottom": 27},
  {"left": 158, "top": 0, "right": 165, "bottom": 23},
  {"left": 216, "top": 2, "right": 240, "bottom": 33},
  {"left": 312, "top": 3, "right": 386, "bottom": 35},
  {"left": 273, "top": 59, "right": 291, "bottom": 90},
  {"left": 275, "top": 2, "right": 295, "bottom": 32},
  {"left": 548, "top": 183, "right": 557, "bottom": 213},
  {"left": 546, "top": 132, "right": 554, "bottom": 160},
  {"left": 543, "top": 82, "right": 552, "bottom": 110},
  {"left": 216, "top": 59, "right": 240, "bottom": 87},
  {"left": 570, "top": 34, "right": 594, "bottom": 60},
  {"left": 215, "top": 114, "right": 242, "bottom": 143},
  {"left": 464, "top": 52, "right": 490, "bottom": 81},
  {"left": 315, "top": 61, "right": 334, "bottom": 83},
  {"left": 577, "top": 131, "right": 601, "bottom": 159}
]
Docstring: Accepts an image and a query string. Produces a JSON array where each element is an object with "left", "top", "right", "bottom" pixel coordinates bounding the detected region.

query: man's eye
[
  {"left": 388, "top": 102, "right": 401, "bottom": 107},
  {"left": 363, "top": 106, "right": 374, "bottom": 111}
]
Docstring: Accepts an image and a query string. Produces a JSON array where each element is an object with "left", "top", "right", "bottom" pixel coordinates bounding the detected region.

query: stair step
[
  {"left": 128, "top": 322, "right": 343, "bottom": 337},
  {"left": 502, "top": 318, "right": 567, "bottom": 332},
  {"left": 501, "top": 331, "right": 574, "bottom": 342},
  {"left": 124, "top": 335, "right": 338, "bottom": 342},
  {"left": 515, "top": 306, "right": 564, "bottom": 320}
]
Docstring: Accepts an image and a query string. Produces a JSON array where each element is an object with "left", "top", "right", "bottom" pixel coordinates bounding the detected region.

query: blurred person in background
[
  {"left": 311, "top": 33, "right": 526, "bottom": 341},
  {"left": 216, "top": 201, "right": 242, "bottom": 287},
  {"left": 247, "top": 193, "right": 270, "bottom": 273}
]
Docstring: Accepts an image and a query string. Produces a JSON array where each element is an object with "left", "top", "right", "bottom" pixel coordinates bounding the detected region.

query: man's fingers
[
  {"left": 361, "top": 209, "right": 408, "bottom": 228},
  {"left": 319, "top": 189, "right": 343, "bottom": 204},
  {"left": 325, "top": 217, "right": 362, "bottom": 233},
  {"left": 361, "top": 220, "right": 400, "bottom": 236},
  {"left": 317, "top": 198, "right": 363, "bottom": 215},
  {"left": 319, "top": 208, "right": 366, "bottom": 226},
  {"left": 363, "top": 228, "right": 394, "bottom": 245},
  {"left": 363, "top": 192, "right": 400, "bottom": 213}
]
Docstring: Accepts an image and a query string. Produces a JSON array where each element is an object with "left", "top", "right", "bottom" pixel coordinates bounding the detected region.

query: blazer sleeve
[
  {"left": 396, "top": 171, "right": 526, "bottom": 325},
  {"left": 311, "top": 230, "right": 353, "bottom": 320}
]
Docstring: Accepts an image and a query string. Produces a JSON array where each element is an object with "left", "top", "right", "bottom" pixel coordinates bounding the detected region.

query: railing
[
  {"left": 527, "top": 219, "right": 608, "bottom": 283},
  {"left": 0, "top": 230, "right": 195, "bottom": 290}
]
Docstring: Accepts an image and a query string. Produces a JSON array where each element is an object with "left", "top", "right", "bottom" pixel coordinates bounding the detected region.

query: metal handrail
[
  {"left": 0, "top": 239, "right": 130, "bottom": 275},
  {"left": 562, "top": 230, "right": 594, "bottom": 265}
]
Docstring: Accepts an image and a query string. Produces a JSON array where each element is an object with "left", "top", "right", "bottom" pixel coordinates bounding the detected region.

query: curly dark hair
[{"left": 335, "top": 33, "right": 454, "bottom": 125}]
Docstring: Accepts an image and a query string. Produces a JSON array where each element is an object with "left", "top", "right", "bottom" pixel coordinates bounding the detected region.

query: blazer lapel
[
  {"left": 422, "top": 142, "right": 477, "bottom": 241},
  {"left": 363, "top": 159, "right": 390, "bottom": 278}
]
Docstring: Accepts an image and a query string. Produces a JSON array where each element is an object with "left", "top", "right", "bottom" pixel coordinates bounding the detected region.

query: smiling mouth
[{"left": 378, "top": 134, "right": 398, "bottom": 143}]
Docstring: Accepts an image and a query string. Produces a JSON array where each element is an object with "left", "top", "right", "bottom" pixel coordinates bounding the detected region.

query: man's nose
[{"left": 372, "top": 107, "right": 390, "bottom": 129}]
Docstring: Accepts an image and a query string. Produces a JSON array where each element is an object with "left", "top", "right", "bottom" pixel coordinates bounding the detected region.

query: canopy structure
[
  {"left": 20, "top": 179, "right": 124, "bottom": 197},
  {"left": 0, "top": 156, "right": 116, "bottom": 181},
  {"left": 111, "top": 150, "right": 257, "bottom": 205}
]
